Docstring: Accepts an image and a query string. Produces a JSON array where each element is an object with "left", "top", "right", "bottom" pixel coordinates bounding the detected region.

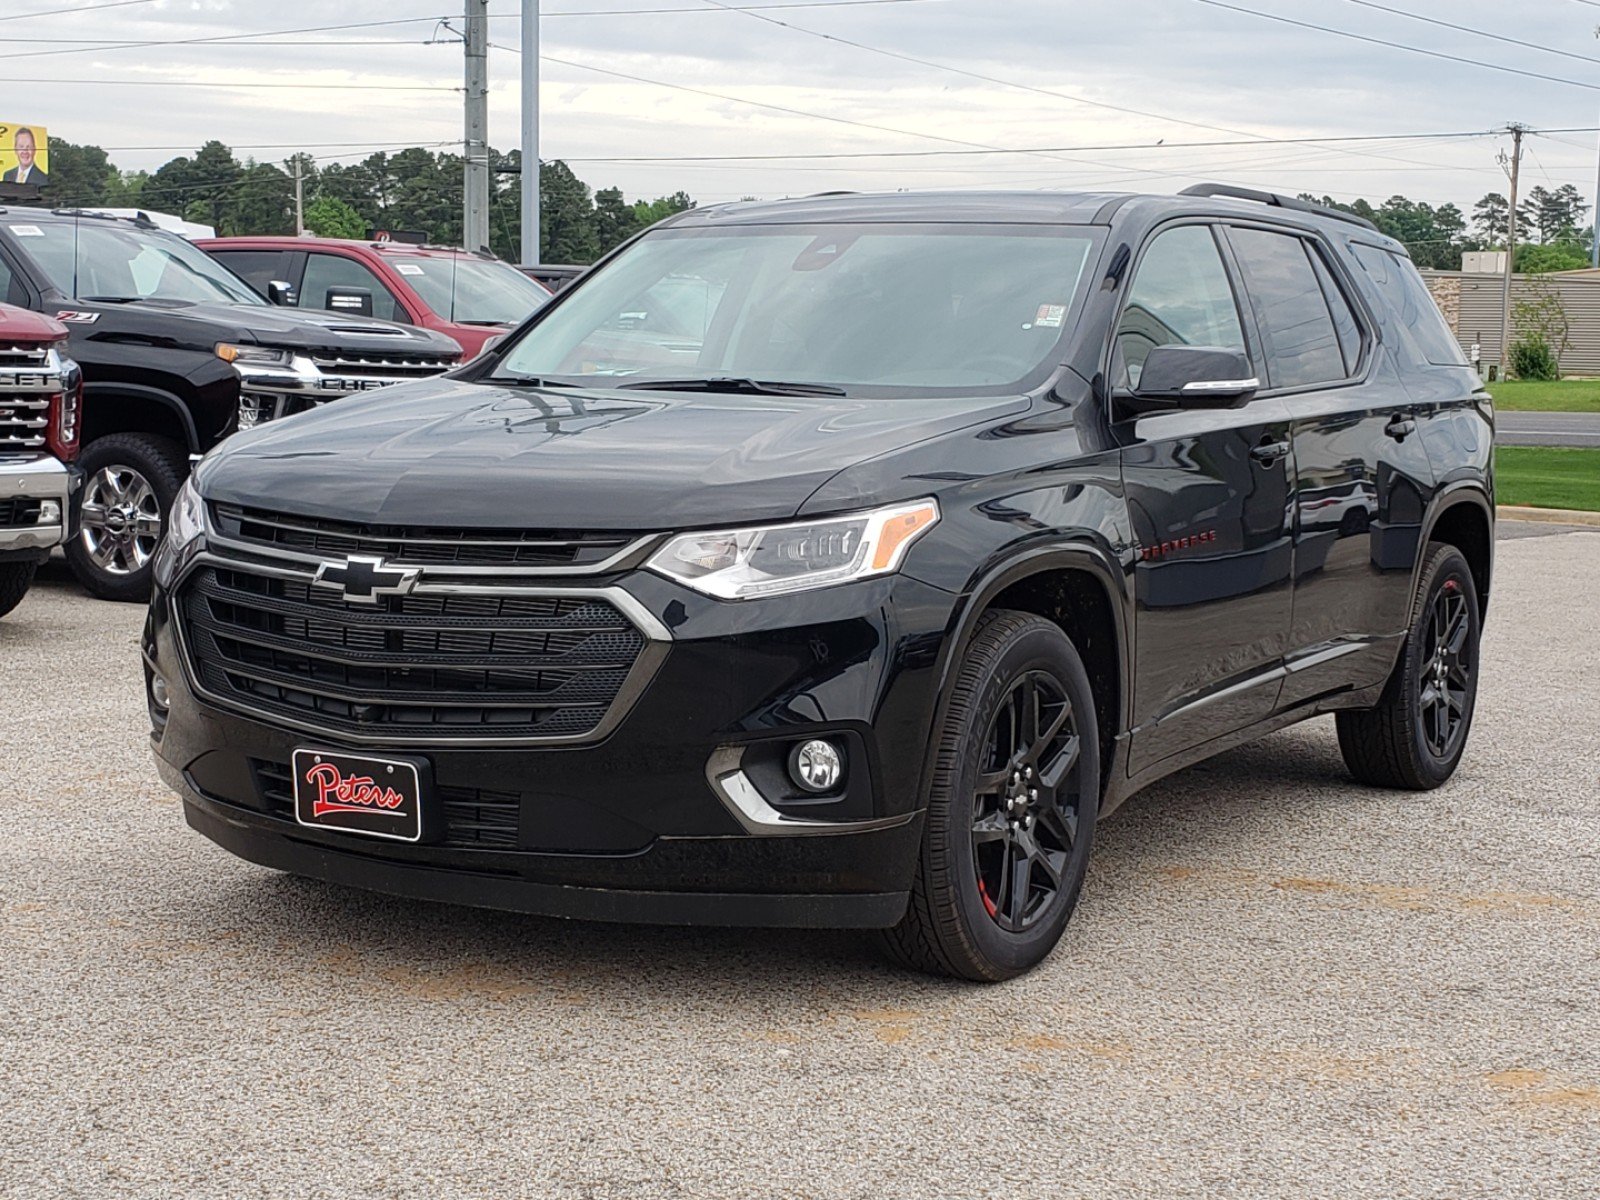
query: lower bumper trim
[{"left": 184, "top": 801, "right": 911, "bottom": 929}]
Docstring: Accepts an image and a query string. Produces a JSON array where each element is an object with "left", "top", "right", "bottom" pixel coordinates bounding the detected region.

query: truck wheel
[
  {"left": 0, "top": 562, "right": 38, "bottom": 619},
  {"left": 1337, "top": 542, "right": 1481, "bottom": 790},
  {"left": 66, "top": 433, "right": 187, "bottom": 603},
  {"left": 878, "top": 611, "right": 1099, "bottom": 982}
]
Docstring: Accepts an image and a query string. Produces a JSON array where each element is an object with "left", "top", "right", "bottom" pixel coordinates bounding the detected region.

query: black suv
[
  {"left": 0, "top": 209, "right": 461, "bottom": 600},
  {"left": 145, "top": 186, "right": 1493, "bottom": 980}
]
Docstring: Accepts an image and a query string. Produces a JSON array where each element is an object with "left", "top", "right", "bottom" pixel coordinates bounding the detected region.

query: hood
[
  {"left": 62, "top": 298, "right": 461, "bottom": 359},
  {"left": 197, "top": 376, "right": 1030, "bottom": 529},
  {"left": 0, "top": 303, "right": 68, "bottom": 344}
]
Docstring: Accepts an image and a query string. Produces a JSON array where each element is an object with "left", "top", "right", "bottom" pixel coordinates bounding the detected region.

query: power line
[
  {"left": 0, "top": 15, "right": 451, "bottom": 61},
  {"left": 0, "top": 0, "right": 154, "bottom": 21},
  {"left": 539, "top": 0, "right": 947, "bottom": 12},
  {"left": 558, "top": 128, "right": 1512, "bottom": 164},
  {"left": 1329, "top": 0, "right": 1600, "bottom": 67},
  {"left": 688, "top": 0, "right": 1464, "bottom": 174},
  {"left": 5, "top": 77, "right": 457, "bottom": 90},
  {"left": 1190, "top": 0, "right": 1600, "bottom": 93}
]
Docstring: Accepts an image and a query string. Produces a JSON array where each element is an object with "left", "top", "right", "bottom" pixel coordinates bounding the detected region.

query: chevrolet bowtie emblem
[{"left": 311, "top": 555, "right": 420, "bottom": 604}]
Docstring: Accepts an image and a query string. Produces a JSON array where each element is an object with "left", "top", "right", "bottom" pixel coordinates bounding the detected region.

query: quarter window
[
  {"left": 1227, "top": 227, "right": 1348, "bottom": 389},
  {"left": 1116, "top": 224, "right": 1247, "bottom": 389},
  {"left": 1351, "top": 244, "right": 1469, "bottom": 367}
]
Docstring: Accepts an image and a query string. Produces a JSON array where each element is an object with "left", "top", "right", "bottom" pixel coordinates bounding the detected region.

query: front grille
[
  {"left": 0, "top": 343, "right": 56, "bottom": 451},
  {"left": 212, "top": 504, "right": 641, "bottom": 570},
  {"left": 0, "top": 497, "right": 44, "bottom": 528},
  {"left": 252, "top": 758, "right": 522, "bottom": 848},
  {"left": 236, "top": 351, "right": 457, "bottom": 429},
  {"left": 176, "top": 563, "right": 650, "bottom": 743},
  {"left": 309, "top": 354, "right": 458, "bottom": 383}
]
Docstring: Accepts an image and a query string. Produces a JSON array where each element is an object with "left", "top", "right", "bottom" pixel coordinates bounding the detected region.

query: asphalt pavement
[
  {"left": 2, "top": 532, "right": 1597, "bottom": 1200},
  {"left": 1497, "top": 411, "right": 1600, "bottom": 448}
]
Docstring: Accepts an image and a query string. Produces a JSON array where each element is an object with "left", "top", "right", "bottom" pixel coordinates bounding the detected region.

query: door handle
[
  {"left": 1250, "top": 438, "right": 1291, "bottom": 466},
  {"left": 1385, "top": 414, "right": 1417, "bottom": 441}
]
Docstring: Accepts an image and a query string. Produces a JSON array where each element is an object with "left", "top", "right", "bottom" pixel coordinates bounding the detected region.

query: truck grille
[
  {"left": 237, "top": 351, "right": 457, "bottom": 429},
  {"left": 252, "top": 759, "right": 522, "bottom": 848},
  {"left": 175, "top": 562, "right": 657, "bottom": 745},
  {"left": 0, "top": 497, "right": 44, "bottom": 527},
  {"left": 0, "top": 343, "right": 56, "bottom": 451},
  {"left": 211, "top": 504, "right": 643, "bottom": 571}
]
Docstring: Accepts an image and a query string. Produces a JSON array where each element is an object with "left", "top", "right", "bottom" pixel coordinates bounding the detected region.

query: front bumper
[
  {"left": 0, "top": 454, "right": 76, "bottom": 559},
  {"left": 145, "top": 563, "right": 956, "bottom": 928}
]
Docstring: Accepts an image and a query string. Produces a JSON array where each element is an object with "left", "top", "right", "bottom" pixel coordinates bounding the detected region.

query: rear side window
[
  {"left": 1350, "top": 244, "right": 1468, "bottom": 367},
  {"left": 299, "top": 253, "right": 405, "bottom": 323},
  {"left": 1226, "top": 227, "right": 1348, "bottom": 389},
  {"left": 1115, "top": 224, "right": 1247, "bottom": 389}
]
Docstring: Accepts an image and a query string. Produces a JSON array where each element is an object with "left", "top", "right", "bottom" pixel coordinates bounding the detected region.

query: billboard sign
[{"left": 0, "top": 122, "right": 50, "bottom": 191}]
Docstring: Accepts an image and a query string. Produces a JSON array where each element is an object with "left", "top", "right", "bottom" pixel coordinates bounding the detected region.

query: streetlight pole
[
  {"left": 521, "top": 0, "right": 540, "bottom": 266},
  {"left": 463, "top": 0, "right": 490, "bottom": 254}
]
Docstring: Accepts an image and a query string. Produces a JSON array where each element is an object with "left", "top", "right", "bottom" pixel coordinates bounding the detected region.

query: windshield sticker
[
  {"left": 394, "top": 263, "right": 425, "bottom": 276},
  {"left": 1033, "top": 304, "right": 1067, "bottom": 329},
  {"left": 9, "top": 224, "right": 44, "bottom": 237},
  {"left": 55, "top": 310, "right": 100, "bottom": 324}
]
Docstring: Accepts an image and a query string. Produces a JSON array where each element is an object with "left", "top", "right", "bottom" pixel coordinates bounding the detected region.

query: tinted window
[
  {"left": 299, "top": 253, "right": 404, "bottom": 322},
  {"left": 1309, "top": 248, "right": 1363, "bottom": 374},
  {"left": 392, "top": 255, "right": 549, "bottom": 325},
  {"left": 1116, "top": 224, "right": 1246, "bottom": 388},
  {"left": 209, "top": 250, "right": 283, "bottom": 299},
  {"left": 1228, "top": 228, "right": 1346, "bottom": 389},
  {"left": 11, "top": 219, "right": 261, "bottom": 305},
  {"left": 1351, "top": 244, "right": 1468, "bottom": 367}
]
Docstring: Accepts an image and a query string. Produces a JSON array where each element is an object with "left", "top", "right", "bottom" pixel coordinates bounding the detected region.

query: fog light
[
  {"left": 150, "top": 673, "right": 170, "bottom": 711},
  {"left": 39, "top": 499, "right": 61, "bottom": 525},
  {"left": 789, "top": 739, "right": 844, "bottom": 793}
]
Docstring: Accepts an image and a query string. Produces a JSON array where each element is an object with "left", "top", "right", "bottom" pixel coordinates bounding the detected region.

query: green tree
[
  {"left": 593, "top": 186, "right": 640, "bottom": 255},
  {"left": 30, "top": 140, "right": 117, "bottom": 207},
  {"left": 143, "top": 140, "right": 241, "bottom": 232},
  {"left": 631, "top": 190, "right": 694, "bottom": 230},
  {"left": 224, "top": 161, "right": 294, "bottom": 235},
  {"left": 1514, "top": 242, "right": 1587, "bottom": 273},
  {"left": 539, "top": 159, "right": 599, "bottom": 264},
  {"left": 303, "top": 195, "right": 367, "bottom": 239},
  {"left": 1472, "top": 192, "right": 1508, "bottom": 246}
]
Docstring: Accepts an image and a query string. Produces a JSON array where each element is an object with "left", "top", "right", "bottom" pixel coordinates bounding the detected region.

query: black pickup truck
[
  {"left": 0, "top": 208, "right": 461, "bottom": 600},
  {"left": 146, "top": 186, "right": 1493, "bottom": 980}
]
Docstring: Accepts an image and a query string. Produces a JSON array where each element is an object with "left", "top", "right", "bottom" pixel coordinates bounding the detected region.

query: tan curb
[{"left": 1497, "top": 505, "right": 1600, "bottom": 527}]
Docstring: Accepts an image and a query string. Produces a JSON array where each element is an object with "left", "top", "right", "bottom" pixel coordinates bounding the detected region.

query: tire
[
  {"left": 878, "top": 610, "right": 1100, "bottom": 982},
  {"left": 1336, "top": 542, "right": 1481, "bottom": 790},
  {"left": 65, "top": 433, "right": 187, "bottom": 603},
  {"left": 0, "top": 561, "right": 37, "bottom": 620}
]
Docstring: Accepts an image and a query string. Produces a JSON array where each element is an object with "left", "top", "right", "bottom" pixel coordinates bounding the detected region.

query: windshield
[
  {"left": 397, "top": 255, "right": 550, "bottom": 326},
  {"left": 491, "top": 223, "right": 1099, "bottom": 395},
  {"left": 11, "top": 218, "right": 264, "bottom": 306}
]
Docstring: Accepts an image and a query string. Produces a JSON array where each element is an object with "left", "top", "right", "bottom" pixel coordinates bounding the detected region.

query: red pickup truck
[
  {"left": 0, "top": 304, "right": 80, "bottom": 619},
  {"left": 198, "top": 237, "right": 551, "bottom": 359}
]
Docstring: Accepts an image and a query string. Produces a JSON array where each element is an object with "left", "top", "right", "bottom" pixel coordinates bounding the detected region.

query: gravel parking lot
[{"left": 3, "top": 526, "right": 1597, "bottom": 1200}]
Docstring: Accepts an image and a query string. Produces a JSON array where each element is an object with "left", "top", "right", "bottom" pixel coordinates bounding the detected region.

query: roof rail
[{"left": 1178, "top": 183, "right": 1379, "bottom": 232}]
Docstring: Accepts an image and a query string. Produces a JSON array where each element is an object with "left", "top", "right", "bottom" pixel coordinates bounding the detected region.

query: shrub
[{"left": 1509, "top": 337, "right": 1560, "bottom": 381}]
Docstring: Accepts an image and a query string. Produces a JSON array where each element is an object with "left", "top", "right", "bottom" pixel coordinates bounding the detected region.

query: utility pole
[
  {"left": 463, "top": 0, "right": 490, "bottom": 254},
  {"left": 293, "top": 157, "right": 304, "bottom": 236},
  {"left": 1592, "top": 114, "right": 1599, "bottom": 269},
  {"left": 1498, "top": 123, "right": 1526, "bottom": 378},
  {"left": 520, "top": 0, "right": 540, "bottom": 266}
]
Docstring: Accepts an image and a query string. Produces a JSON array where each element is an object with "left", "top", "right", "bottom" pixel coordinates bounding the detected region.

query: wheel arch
[
  {"left": 81, "top": 383, "right": 200, "bottom": 455},
  {"left": 921, "top": 543, "right": 1131, "bottom": 810},
  {"left": 1420, "top": 483, "right": 1493, "bottom": 618}
]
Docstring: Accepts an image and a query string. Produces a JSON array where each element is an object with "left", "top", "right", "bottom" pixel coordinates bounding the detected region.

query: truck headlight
[
  {"left": 647, "top": 499, "right": 939, "bottom": 600},
  {"left": 215, "top": 342, "right": 294, "bottom": 367}
]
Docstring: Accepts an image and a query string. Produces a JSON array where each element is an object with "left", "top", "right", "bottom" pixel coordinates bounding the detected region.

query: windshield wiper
[{"left": 614, "top": 376, "right": 848, "bottom": 397}]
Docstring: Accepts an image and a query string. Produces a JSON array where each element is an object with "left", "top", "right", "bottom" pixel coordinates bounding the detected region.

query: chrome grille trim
[
  {"left": 171, "top": 549, "right": 670, "bottom": 748},
  {"left": 205, "top": 519, "right": 657, "bottom": 578},
  {"left": 0, "top": 346, "right": 61, "bottom": 450}
]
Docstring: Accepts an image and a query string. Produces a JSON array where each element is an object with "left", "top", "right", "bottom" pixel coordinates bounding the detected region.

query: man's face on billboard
[{"left": 15, "top": 131, "right": 35, "bottom": 169}]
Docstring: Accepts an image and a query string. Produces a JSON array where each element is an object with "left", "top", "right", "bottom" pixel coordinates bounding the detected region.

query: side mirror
[
  {"left": 265, "top": 279, "right": 295, "bottom": 306},
  {"left": 324, "top": 286, "right": 373, "bottom": 317},
  {"left": 1122, "top": 345, "right": 1259, "bottom": 416},
  {"left": 477, "top": 334, "right": 504, "bottom": 358}
]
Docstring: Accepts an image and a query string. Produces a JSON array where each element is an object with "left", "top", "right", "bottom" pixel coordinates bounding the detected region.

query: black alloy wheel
[
  {"left": 1337, "top": 542, "right": 1481, "bottom": 790},
  {"left": 971, "top": 671, "right": 1083, "bottom": 933},
  {"left": 880, "top": 610, "right": 1099, "bottom": 982}
]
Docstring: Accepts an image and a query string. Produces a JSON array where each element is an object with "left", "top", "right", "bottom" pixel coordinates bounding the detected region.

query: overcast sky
[{"left": 8, "top": 0, "right": 1600, "bottom": 213}]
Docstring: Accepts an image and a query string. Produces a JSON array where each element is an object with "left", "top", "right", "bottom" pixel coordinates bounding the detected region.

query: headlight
[
  {"left": 647, "top": 499, "right": 939, "bottom": 600},
  {"left": 215, "top": 342, "right": 293, "bottom": 367},
  {"left": 152, "top": 476, "right": 205, "bottom": 588}
]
